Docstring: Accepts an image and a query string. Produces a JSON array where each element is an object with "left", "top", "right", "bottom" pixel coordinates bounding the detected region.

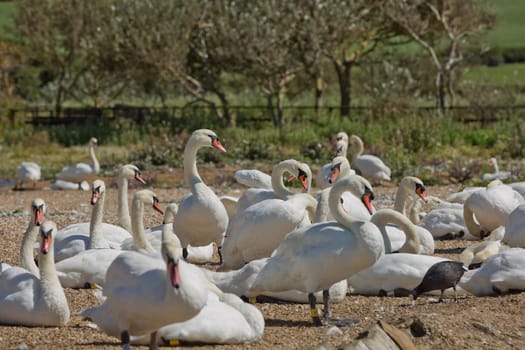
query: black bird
[{"left": 412, "top": 260, "right": 467, "bottom": 303}]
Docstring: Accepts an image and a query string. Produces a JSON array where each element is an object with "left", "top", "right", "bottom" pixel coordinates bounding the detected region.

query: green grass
[
  {"left": 485, "top": 0, "right": 525, "bottom": 48},
  {"left": 0, "top": 1, "right": 15, "bottom": 40},
  {"left": 463, "top": 63, "right": 525, "bottom": 86}
]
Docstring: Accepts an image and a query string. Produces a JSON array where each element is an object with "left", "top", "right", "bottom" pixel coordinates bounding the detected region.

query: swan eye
[
  {"left": 298, "top": 168, "right": 308, "bottom": 178},
  {"left": 415, "top": 183, "right": 426, "bottom": 193},
  {"left": 364, "top": 186, "right": 375, "bottom": 201}
]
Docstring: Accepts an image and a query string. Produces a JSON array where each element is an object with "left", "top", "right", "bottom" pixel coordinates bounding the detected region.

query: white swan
[
  {"left": 235, "top": 159, "right": 311, "bottom": 214},
  {"left": 50, "top": 179, "right": 90, "bottom": 191},
  {"left": 250, "top": 175, "right": 385, "bottom": 326},
  {"left": 410, "top": 197, "right": 467, "bottom": 240},
  {"left": 19, "top": 198, "right": 46, "bottom": 277},
  {"left": 348, "top": 253, "right": 449, "bottom": 296},
  {"left": 0, "top": 221, "right": 70, "bottom": 326},
  {"left": 205, "top": 257, "right": 347, "bottom": 304},
  {"left": 371, "top": 208, "right": 421, "bottom": 254},
  {"left": 80, "top": 224, "right": 210, "bottom": 349},
  {"left": 459, "top": 248, "right": 525, "bottom": 296},
  {"left": 509, "top": 182, "right": 525, "bottom": 198},
  {"left": 121, "top": 202, "right": 214, "bottom": 264},
  {"left": 56, "top": 137, "right": 100, "bottom": 184},
  {"left": 502, "top": 203, "right": 525, "bottom": 247},
  {"left": 323, "top": 156, "right": 372, "bottom": 221},
  {"left": 349, "top": 134, "right": 391, "bottom": 182},
  {"left": 56, "top": 190, "right": 165, "bottom": 288},
  {"left": 463, "top": 182, "right": 524, "bottom": 238},
  {"left": 459, "top": 240, "right": 508, "bottom": 268},
  {"left": 221, "top": 193, "right": 317, "bottom": 271},
  {"left": 131, "top": 291, "right": 264, "bottom": 346},
  {"left": 14, "top": 161, "right": 41, "bottom": 190},
  {"left": 234, "top": 169, "right": 272, "bottom": 189},
  {"left": 482, "top": 157, "right": 511, "bottom": 182},
  {"left": 53, "top": 180, "right": 133, "bottom": 261},
  {"left": 315, "top": 131, "right": 350, "bottom": 190},
  {"left": 173, "top": 129, "right": 229, "bottom": 264},
  {"left": 446, "top": 186, "right": 484, "bottom": 204},
  {"left": 116, "top": 164, "right": 147, "bottom": 233}
]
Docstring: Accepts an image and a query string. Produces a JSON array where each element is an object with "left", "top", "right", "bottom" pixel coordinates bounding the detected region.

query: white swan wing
[{"left": 57, "top": 162, "right": 96, "bottom": 183}]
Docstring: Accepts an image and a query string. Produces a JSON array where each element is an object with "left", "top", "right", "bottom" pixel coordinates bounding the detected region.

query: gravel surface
[{"left": 1, "top": 166, "right": 524, "bottom": 350}]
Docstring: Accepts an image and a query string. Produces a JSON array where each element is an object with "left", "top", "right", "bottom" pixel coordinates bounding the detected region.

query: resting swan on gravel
[
  {"left": 56, "top": 190, "right": 164, "bottom": 288},
  {"left": 250, "top": 175, "right": 384, "bottom": 326},
  {"left": 56, "top": 137, "right": 100, "bottom": 185},
  {"left": 349, "top": 134, "right": 391, "bottom": 183},
  {"left": 80, "top": 224, "right": 210, "bottom": 349},
  {"left": 205, "top": 257, "right": 347, "bottom": 304},
  {"left": 459, "top": 248, "right": 525, "bottom": 296},
  {"left": 53, "top": 180, "right": 133, "bottom": 261},
  {"left": 502, "top": 203, "right": 525, "bottom": 248},
  {"left": 463, "top": 181, "right": 524, "bottom": 239},
  {"left": 0, "top": 221, "right": 70, "bottom": 326},
  {"left": 172, "top": 129, "right": 229, "bottom": 264},
  {"left": 131, "top": 291, "right": 264, "bottom": 346}
]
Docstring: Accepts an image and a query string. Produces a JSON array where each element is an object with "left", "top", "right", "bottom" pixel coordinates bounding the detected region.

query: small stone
[
  {"left": 16, "top": 343, "right": 28, "bottom": 350},
  {"left": 326, "top": 326, "right": 343, "bottom": 336}
]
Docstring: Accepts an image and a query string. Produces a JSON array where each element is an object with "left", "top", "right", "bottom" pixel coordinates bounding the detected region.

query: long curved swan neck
[
  {"left": 117, "top": 175, "right": 132, "bottom": 233},
  {"left": 463, "top": 197, "right": 482, "bottom": 238},
  {"left": 89, "top": 189, "right": 106, "bottom": 249},
  {"left": 131, "top": 198, "right": 155, "bottom": 252},
  {"left": 89, "top": 141, "right": 100, "bottom": 174},
  {"left": 183, "top": 138, "right": 203, "bottom": 187},
  {"left": 371, "top": 209, "right": 420, "bottom": 254},
  {"left": 289, "top": 193, "right": 318, "bottom": 220},
  {"left": 271, "top": 161, "right": 296, "bottom": 199},
  {"left": 393, "top": 186, "right": 410, "bottom": 215},
  {"left": 20, "top": 219, "right": 40, "bottom": 277},
  {"left": 329, "top": 178, "right": 361, "bottom": 229},
  {"left": 350, "top": 135, "right": 364, "bottom": 160},
  {"left": 38, "top": 222, "right": 70, "bottom": 325},
  {"left": 490, "top": 158, "right": 500, "bottom": 173},
  {"left": 314, "top": 189, "right": 330, "bottom": 223}
]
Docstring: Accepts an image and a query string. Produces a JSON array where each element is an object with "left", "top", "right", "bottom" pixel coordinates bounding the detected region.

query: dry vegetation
[{"left": 0, "top": 166, "right": 524, "bottom": 350}]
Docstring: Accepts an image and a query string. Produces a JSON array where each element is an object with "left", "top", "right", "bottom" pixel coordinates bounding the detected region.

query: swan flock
[{"left": 2, "top": 129, "right": 525, "bottom": 348}]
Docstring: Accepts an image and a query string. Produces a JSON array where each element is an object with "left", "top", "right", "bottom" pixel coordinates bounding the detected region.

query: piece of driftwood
[{"left": 342, "top": 320, "right": 417, "bottom": 350}]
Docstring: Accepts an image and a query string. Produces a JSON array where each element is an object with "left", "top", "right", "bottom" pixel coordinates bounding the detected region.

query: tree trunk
[
  {"left": 55, "top": 80, "right": 65, "bottom": 118},
  {"left": 435, "top": 69, "right": 446, "bottom": 116},
  {"left": 267, "top": 95, "right": 278, "bottom": 128},
  {"left": 314, "top": 75, "right": 324, "bottom": 116},
  {"left": 334, "top": 60, "right": 353, "bottom": 118},
  {"left": 445, "top": 69, "right": 456, "bottom": 108},
  {"left": 214, "top": 89, "right": 235, "bottom": 127}
]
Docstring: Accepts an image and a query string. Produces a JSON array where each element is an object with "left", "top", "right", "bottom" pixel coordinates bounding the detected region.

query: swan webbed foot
[
  {"left": 121, "top": 331, "right": 130, "bottom": 350},
  {"left": 149, "top": 331, "right": 158, "bottom": 350},
  {"left": 322, "top": 289, "right": 331, "bottom": 318},
  {"left": 308, "top": 293, "right": 323, "bottom": 326}
]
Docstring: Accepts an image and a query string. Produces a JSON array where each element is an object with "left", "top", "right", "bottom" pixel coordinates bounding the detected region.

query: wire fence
[{"left": 7, "top": 103, "right": 525, "bottom": 128}]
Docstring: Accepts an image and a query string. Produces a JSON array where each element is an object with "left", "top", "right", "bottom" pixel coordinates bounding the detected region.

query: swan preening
[
  {"left": 56, "top": 137, "right": 100, "bottom": 185},
  {"left": 0, "top": 221, "right": 70, "bottom": 326},
  {"left": 14, "top": 161, "right": 41, "bottom": 190}
]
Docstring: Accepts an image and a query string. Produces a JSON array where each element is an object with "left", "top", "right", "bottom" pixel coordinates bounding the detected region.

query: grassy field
[
  {"left": 0, "top": 1, "right": 15, "bottom": 40},
  {"left": 463, "top": 63, "right": 525, "bottom": 86},
  {"left": 484, "top": 0, "right": 525, "bottom": 48}
]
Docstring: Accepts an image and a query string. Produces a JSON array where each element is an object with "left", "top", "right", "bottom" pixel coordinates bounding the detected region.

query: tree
[
  {"left": 14, "top": 0, "right": 110, "bottom": 116},
  {"left": 293, "top": 0, "right": 392, "bottom": 118},
  {"left": 385, "top": 0, "right": 495, "bottom": 114}
]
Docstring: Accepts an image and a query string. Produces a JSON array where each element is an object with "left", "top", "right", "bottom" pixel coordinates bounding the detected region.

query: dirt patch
[{"left": 0, "top": 168, "right": 523, "bottom": 350}]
